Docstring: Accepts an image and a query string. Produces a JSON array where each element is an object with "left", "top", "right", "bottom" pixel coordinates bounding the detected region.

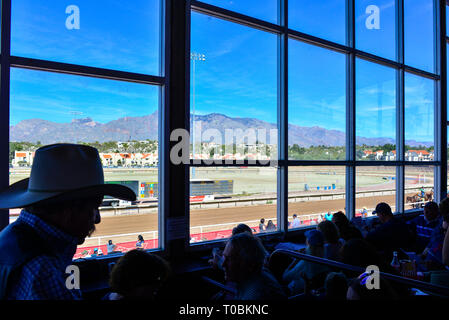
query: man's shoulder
[{"left": 0, "top": 220, "right": 46, "bottom": 266}]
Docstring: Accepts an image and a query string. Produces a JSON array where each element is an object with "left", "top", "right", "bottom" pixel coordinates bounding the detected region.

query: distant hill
[{"left": 10, "top": 111, "right": 433, "bottom": 147}]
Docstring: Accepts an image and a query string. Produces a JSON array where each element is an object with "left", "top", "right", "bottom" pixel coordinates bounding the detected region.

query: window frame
[{"left": 0, "top": 0, "right": 446, "bottom": 258}]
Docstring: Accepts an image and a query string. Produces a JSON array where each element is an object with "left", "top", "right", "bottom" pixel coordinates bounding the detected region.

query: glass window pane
[
  {"left": 200, "top": 0, "right": 278, "bottom": 24},
  {"left": 356, "top": 166, "right": 396, "bottom": 216},
  {"left": 191, "top": 13, "right": 278, "bottom": 162},
  {"left": 356, "top": 59, "right": 396, "bottom": 161},
  {"left": 9, "top": 68, "right": 160, "bottom": 258},
  {"left": 289, "top": 0, "right": 346, "bottom": 44},
  {"left": 404, "top": 73, "right": 435, "bottom": 161},
  {"left": 404, "top": 0, "right": 435, "bottom": 73},
  {"left": 12, "top": 0, "right": 161, "bottom": 75},
  {"left": 355, "top": 0, "right": 396, "bottom": 60},
  {"left": 288, "top": 166, "right": 346, "bottom": 229},
  {"left": 189, "top": 167, "right": 277, "bottom": 243},
  {"left": 405, "top": 166, "right": 434, "bottom": 211},
  {"left": 288, "top": 40, "right": 346, "bottom": 160}
]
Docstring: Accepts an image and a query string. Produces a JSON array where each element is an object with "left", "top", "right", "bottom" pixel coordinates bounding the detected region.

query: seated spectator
[
  {"left": 282, "top": 230, "right": 330, "bottom": 295},
  {"left": 108, "top": 250, "right": 171, "bottom": 300},
  {"left": 266, "top": 220, "right": 276, "bottom": 232},
  {"left": 324, "top": 212, "right": 333, "bottom": 221},
  {"left": 208, "top": 223, "right": 254, "bottom": 271},
  {"left": 107, "top": 240, "right": 120, "bottom": 255},
  {"left": 136, "top": 235, "right": 145, "bottom": 249},
  {"left": 331, "top": 211, "right": 363, "bottom": 242},
  {"left": 324, "top": 272, "right": 348, "bottom": 300},
  {"left": 259, "top": 218, "right": 266, "bottom": 233},
  {"left": 408, "top": 201, "right": 441, "bottom": 230},
  {"left": 222, "top": 233, "right": 286, "bottom": 300},
  {"left": 439, "top": 198, "right": 449, "bottom": 266},
  {"left": 317, "top": 220, "right": 342, "bottom": 261},
  {"left": 365, "top": 203, "right": 414, "bottom": 260},
  {"left": 232, "top": 223, "right": 254, "bottom": 236},
  {"left": 0, "top": 144, "right": 135, "bottom": 300},
  {"left": 421, "top": 217, "right": 446, "bottom": 267},
  {"left": 361, "top": 207, "right": 368, "bottom": 218},
  {"left": 290, "top": 214, "right": 301, "bottom": 229},
  {"left": 91, "top": 248, "right": 99, "bottom": 258}
]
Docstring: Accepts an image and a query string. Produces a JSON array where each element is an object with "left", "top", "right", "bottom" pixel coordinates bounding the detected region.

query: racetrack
[{"left": 82, "top": 192, "right": 415, "bottom": 248}]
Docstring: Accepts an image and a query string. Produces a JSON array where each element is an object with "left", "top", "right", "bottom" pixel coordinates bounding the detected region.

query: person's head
[
  {"left": 0, "top": 144, "right": 135, "bottom": 244},
  {"left": 304, "top": 229, "right": 325, "bottom": 257},
  {"left": 373, "top": 202, "right": 393, "bottom": 223},
  {"left": 260, "top": 218, "right": 265, "bottom": 224},
  {"left": 293, "top": 214, "right": 297, "bottom": 219},
  {"left": 317, "top": 220, "right": 340, "bottom": 244},
  {"left": 232, "top": 223, "right": 253, "bottom": 236},
  {"left": 222, "top": 233, "right": 267, "bottom": 283},
  {"left": 324, "top": 272, "right": 348, "bottom": 300},
  {"left": 439, "top": 198, "right": 449, "bottom": 228},
  {"left": 25, "top": 195, "right": 103, "bottom": 244},
  {"left": 331, "top": 211, "right": 349, "bottom": 229},
  {"left": 108, "top": 240, "right": 113, "bottom": 245},
  {"left": 109, "top": 250, "right": 171, "bottom": 300},
  {"left": 267, "top": 220, "right": 274, "bottom": 227},
  {"left": 138, "top": 235, "right": 144, "bottom": 242},
  {"left": 424, "top": 201, "right": 440, "bottom": 222}
]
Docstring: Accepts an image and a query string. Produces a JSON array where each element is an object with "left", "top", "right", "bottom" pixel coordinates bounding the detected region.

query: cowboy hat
[{"left": 0, "top": 143, "right": 136, "bottom": 209}]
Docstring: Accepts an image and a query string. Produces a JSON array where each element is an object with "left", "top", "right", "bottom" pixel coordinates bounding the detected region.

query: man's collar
[{"left": 18, "top": 210, "right": 79, "bottom": 249}]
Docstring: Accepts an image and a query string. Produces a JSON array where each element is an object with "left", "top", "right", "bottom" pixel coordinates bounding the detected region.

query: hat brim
[{"left": 0, "top": 178, "right": 136, "bottom": 209}]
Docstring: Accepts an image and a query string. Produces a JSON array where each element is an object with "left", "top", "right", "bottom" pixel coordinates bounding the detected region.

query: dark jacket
[{"left": 366, "top": 217, "right": 414, "bottom": 257}]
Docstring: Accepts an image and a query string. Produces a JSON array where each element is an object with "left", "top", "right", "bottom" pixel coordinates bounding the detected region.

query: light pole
[{"left": 190, "top": 52, "right": 206, "bottom": 178}]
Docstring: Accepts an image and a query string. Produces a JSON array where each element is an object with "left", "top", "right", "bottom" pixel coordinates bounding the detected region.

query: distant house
[
  {"left": 384, "top": 150, "right": 396, "bottom": 161},
  {"left": 101, "top": 154, "right": 114, "bottom": 166},
  {"left": 405, "top": 150, "right": 433, "bottom": 161},
  {"left": 374, "top": 150, "right": 383, "bottom": 160},
  {"left": 362, "top": 150, "right": 374, "bottom": 159},
  {"left": 12, "top": 151, "right": 34, "bottom": 167}
]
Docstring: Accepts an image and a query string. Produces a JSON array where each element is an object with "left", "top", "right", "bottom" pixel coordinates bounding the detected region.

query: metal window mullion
[
  {"left": 442, "top": 0, "right": 448, "bottom": 201},
  {"left": 346, "top": 54, "right": 356, "bottom": 219},
  {"left": 396, "top": 0, "right": 405, "bottom": 214},
  {"left": 396, "top": 68, "right": 405, "bottom": 213},
  {"left": 161, "top": 0, "right": 190, "bottom": 258},
  {"left": 9, "top": 56, "right": 165, "bottom": 86},
  {"left": 435, "top": 0, "right": 447, "bottom": 203},
  {"left": 191, "top": 0, "right": 283, "bottom": 35},
  {"left": 0, "top": 0, "right": 11, "bottom": 231},
  {"left": 346, "top": 0, "right": 355, "bottom": 219},
  {"left": 159, "top": 0, "right": 169, "bottom": 252},
  {"left": 397, "top": 0, "right": 404, "bottom": 64},
  {"left": 278, "top": 0, "right": 288, "bottom": 233}
]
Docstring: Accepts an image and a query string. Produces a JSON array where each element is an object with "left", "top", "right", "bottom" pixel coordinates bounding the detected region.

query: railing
[
  {"left": 271, "top": 249, "right": 449, "bottom": 297},
  {"left": 87, "top": 230, "right": 158, "bottom": 246},
  {"left": 88, "top": 185, "right": 432, "bottom": 217}
]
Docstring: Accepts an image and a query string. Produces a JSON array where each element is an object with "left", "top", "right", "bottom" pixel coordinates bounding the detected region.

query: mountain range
[{"left": 10, "top": 111, "right": 433, "bottom": 148}]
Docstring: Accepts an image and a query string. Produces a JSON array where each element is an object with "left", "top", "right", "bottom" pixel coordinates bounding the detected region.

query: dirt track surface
[{"left": 92, "top": 193, "right": 413, "bottom": 238}]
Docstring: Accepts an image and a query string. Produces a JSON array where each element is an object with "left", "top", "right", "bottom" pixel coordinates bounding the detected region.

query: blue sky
[{"left": 10, "top": 0, "right": 436, "bottom": 143}]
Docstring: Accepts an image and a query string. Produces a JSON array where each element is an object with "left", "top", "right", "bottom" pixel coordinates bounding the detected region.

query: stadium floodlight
[{"left": 190, "top": 52, "right": 206, "bottom": 178}]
